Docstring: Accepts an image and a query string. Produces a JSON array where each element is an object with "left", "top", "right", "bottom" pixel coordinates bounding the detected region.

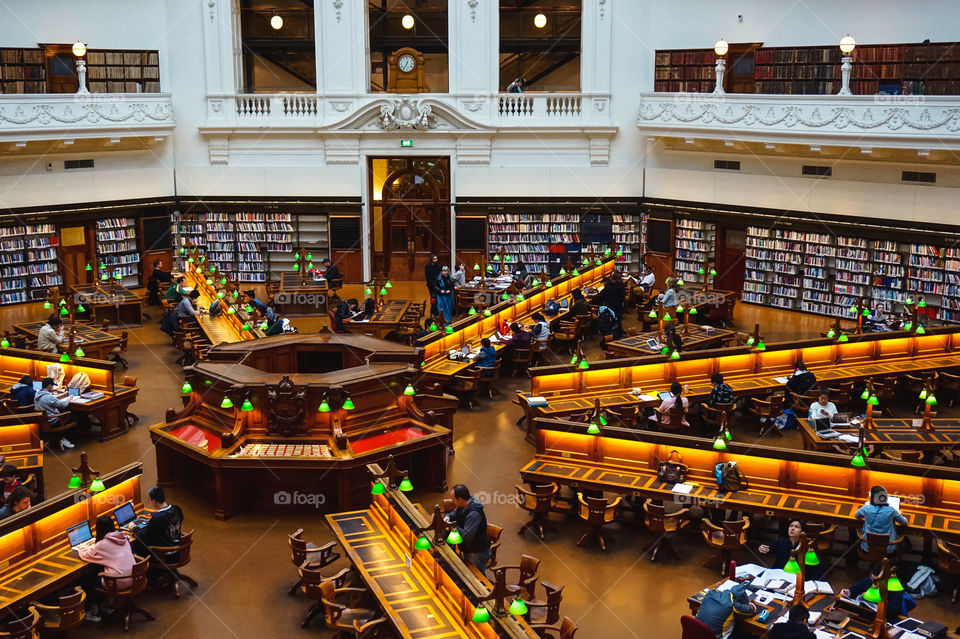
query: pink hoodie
[{"left": 78, "top": 531, "right": 135, "bottom": 588}]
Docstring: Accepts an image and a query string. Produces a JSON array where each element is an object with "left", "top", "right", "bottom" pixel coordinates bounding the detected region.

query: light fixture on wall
[
  {"left": 270, "top": 14, "right": 284, "bottom": 30},
  {"left": 401, "top": 14, "right": 415, "bottom": 29},
  {"left": 72, "top": 41, "right": 89, "bottom": 95},
  {"left": 713, "top": 39, "right": 728, "bottom": 95},
  {"left": 533, "top": 13, "right": 547, "bottom": 28},
  {"left": 838, "top": 34, "right": 856, "bottom": 95}
]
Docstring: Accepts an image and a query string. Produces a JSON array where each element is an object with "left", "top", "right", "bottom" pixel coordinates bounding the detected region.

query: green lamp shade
[
  {"left": 689, "top": 307, "right": 698, "bottom": 316},
  {"left": 698, "top": 267, "right": 705, "bottom": 275},
  {"left": 867, "top": 395, "right": 879, "bottom": 406},
  {"left": 403, "top": 384, "right": 416, "bottom": 396},
  {"left": 888, "top": 576, "right": 904, "bottom": 592},
  {"left": 293, "top": 264, "right": 300, "bottom": 270},
  {"left": 473, "top": 263, "right": 480, "bottom": 270},
  {"left": 676, "top": 278, "right": 684, "bottom": 286},
  {"left": 863, "top": 586, "right": 882, "bottom": 603},
  {"left": 181, "top": 382, "right": 192, "bottom": 394},
  {"left": 468, "top": 307, "right": 477, "bottom": 315},
  {"left": 670, "top": 350, "right": 681, "bottom": 360},
  {"left": 429, "top": 323, "right": 438, "bottom": 332},
  {"left": 756, "top": 341, "right": 766, "bottom": 351},
  {"left": 926, "top": 395, "right": 938, "bottom": 405},
  {"left": 179, "top": 247, "right": 186, "bottom": 254},
  {"left": 259, "top": 321, "right": 268, "bottom": 330},
  {"left": 415, "top": 536, "right": 431, "bottom": 550},
  {"left": 849, "top": 305, "right": 858, "bottom": 314},
  {"left": 217, "top": 292, "right": 225, "bottom": 299},
  {"left": 676, "top": 305, "right": 685, "bottom": 313},
  {"left": 582, "top": 257, "right": 589, "bottom": 265},
  {"left": 919, "top": 388, "right": 928, "bottom": 399},
  {"left": 595, "top": 259, "right": 602, "bottom": 266},
  {"left": 206, "top": 279, "right": 213, "bottom": 285},
  {"left": 662, "top": 313, "right": 672, "bottom": 322},
  {"left": 578, "top": 359, "right": 589, "bottom": 370},
  {"left": 0, "top": 339, "right": 8, "bottom": 348},
  {"left": 43, "top": 301, "right": 52, "bottom": 309},
  {"left": 783, "top": 558, "right": 801, "bottom": 574},
  {"left": 827, "top": 329, "right": 836, "bottom": 339},
  {"left": 187, "top": 257, "right": 194, "bottom": 263},
  {"left": 74, "top": 347, "right": 85, "bottom": 358},
  {"left": 446, "top": 530, "right": 463, "bottom": 545},
  {"left": 59, "top": 299, "right": 66, "bottom": 306},
  {"left": 508, "top": 599, "right": 528, "bottom": 616},
  {"left": 342, "top": 398, "right": 355, "bottom": 410},
  {"left": 472, "top": 606, "right": 490, "bottom": 623},
  {"left": 746, "top": 337, "right": 754, "bottom": 346},
  {"left": 861, "top": 389, "right": 870, "bottom": 400},
  {"left": 616, "top": 249, "right": 623, "bottom": 257},
  {"left": 307, "top": 263, "right": 314, "bottom": 270},
  {"left": 916, "top": 325, "right": 926, "bottom": 334},
  {"left": 67, "top": 475, "right": 82, "bottom": 489},
  {"left": 559, "top": 268, "right": 566, "bottom": 276},
  {"left": 838, "top": 333, "right": 849, "bottom": 342},
  {"left": 227, "top": 307, "right": 236, "bottom": 314},
  {"left": 379, "top": 287, "right": 387, "bottom": 295},
  {"left": 905, "top": 297, "right": 914, "bottom": 305},
  {"left": 804, "top": 548, "right": 820, "bottom": 566},
  {"left": 385, "top": 280, "right": 392, "bottom": 288},
  {"left": 724, "top": 428, "right": 732, "bottom": 441},
  {"left": 648, "top": 309, "right": 658, "bottom": 318},
  {"left": 220, "top": 277, "right": 227, "bottom": 284},
  {"left": 572, "top": 269, "right": 579, "bottom": 276},
  {"left": 365, "top": 287, "right": 373, "bottom": 295},
  {"left": 240, "top": 399, "right": 254, "bottom": 412},
  {"left": 199, "top": 256, "right": 205, "bottom": 263},
  {"left": 204, "top": 379, "right": 213, "bottom": 386},
  {"left": 501, "top": 292, "right": 509, "bottom": 300},
  {"left": 245, "top": 304, "right": 253, "bottom": 312},
  {"left": 918, "top": 300, "right": 927, "bottom": 308},
  {"left": 210, "top": 265, "right": 217, "bottom": 273},
  {"left": 862, "top": 309, "right": 871, "bottom": 317},
  {"left": 306, "top": 253, "right": 313, "bottom": 260},
  {"left": 483, "top": 309, "right": 492, "bottom": 316},
  {"left": 59, "top": 308, "right": 69, "bottom": 316},
  {"left": 851, "top": 452, "right": 866, "bottom": 467},
  {"left": 444, "top": 326, "right": 454, "bottom": 334},
  {"left": 712, "top": 436, "right": 728, "bottom": 450},
  {"left": 89, "top": 478, "right": 105, "bottom": 493},
  {"left": 570, "top": 354, "right": 578, "bottom": 364},
  {"left": 85, "top": 263, "right": 92, "bottom": 271},
  {"left": 59, "top": 353, "right": 70, "bottom": 363},
  {"left": 587, "top": 421, "right": 601, "bottom": 435},
  {"left": 605, "top": 248, "right": 611, "bottom": 256},
  {"left": 486, "top": 265, "right": 494, "bottom": 272},
  {"left": 371, "top": 481, "right": 386, "bottom": 495},
  {"left": 904, "top": 322, "right": 913, "bottom": 331},
  {"left": 532, "top": 279, "right": 540, "bottom": 286},
  {"left": 318, "top": 400, "right": 330, "bottom": 412},
  {"left": 516, "top": 294, "right": 524, "bottom": 302},
  {"left": 546, "top": 281, "right": 553, "bottom": 288},
  {"left": 220, "top": 397, "right": 234, "bottom": 409},
  {"left": 710, "top": 269, "right": 717, "bottom": 276},
  {"left": 232, "top": 291, "right": 238, "bottom": 298},
  {"left": 398, "top": 478, "right": 413, "bottom": 492},
  {"left": 242, "top": 323, "right": 251, "bottom": 331},
  {"left": 294, "top": 253, "right": 301, "bottom": 260}
]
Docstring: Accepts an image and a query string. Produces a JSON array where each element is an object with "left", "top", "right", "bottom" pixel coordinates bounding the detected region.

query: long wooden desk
[
  {"left": 799, "top": 416, "right": 960, "bottom": 453},
  {"left": 70, "top": 283, "right": 143, "bottom": 327},
  {"left": 344, "top": 299, "right": 413, "bottom": 339},
  {"left": 183, "top": 267, "right": 263, "bottom": 345},
  {"left": 0, "top": 463, "right": 142, "bottom": 616},
  {"left": 605, "top": 325, "right": 737, "bottom": 358},
  {"left": 638, "top": 288, "right": 738, "bottom": 329},
  {"left": 326, "top": 471, "right": 538, "bottom": 639},
  {"left": 0, "top": 348, "right": 137, "bottom": 441},
  {"left": 273, "top": 272, "right": 330, "bottom": 315},
  {"left": 520, "top": 420, "right": 960, "bottom": 543},
  {"left": 12, "top": 322, "right": 120, "bottom": 361},
  {"left": 0, "top": 415, "right": 44, "bottom": 500}
]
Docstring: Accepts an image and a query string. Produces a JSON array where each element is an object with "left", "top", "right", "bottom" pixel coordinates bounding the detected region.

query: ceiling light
[
  {"left": 270, "top": 14, "right": 283, "bottom": 30},
  {"left": 534, "top": 13, "right": 547, "bottom": 28},
  {"left": 402, "top": 14, "right": 415, "bottom": 29}
]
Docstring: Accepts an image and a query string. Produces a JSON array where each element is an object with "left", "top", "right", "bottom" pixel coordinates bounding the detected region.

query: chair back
[
  {"left": 0, "top": 607, "right": 40, "bottom": 639},
  {"left": 483, "top": 360, "right": 501, "bottom": 383},
  {"left": 299, "top": 560, "right": 329, "bottom": 600},
  {"left": 327, "top": 277, "right": 344, "bottom": 291},
  {"left": 119, "top": 331, "right": 128, "bottom": 350},
  {"left": 525, "top": 581, "right": 564, "bottom": 626},
  {"left": 937, "top": 539, "right": 960, "bottom": 575},
  {"left": 288, "top": 528, "right": 314, "bottom": 568},
  {"left": 680, "top": 614, "right": 716, "bottom": 639},
  {"left": 659, "top": 402, "right": 686, "bottom": 430},
  {"left": 100, "top": 556, "right": 149, "bottom": 600},
  {"left": 702, "top": 403, "right": 733, "bottom": 428},
  {"left": 516, "top": 483, "right": 558, "bottom": 514},
  {"left": 152, "top": 529, "right": 193, "bottom": 569},
  {"left": 123, "top": 376, "right": 137, "bottom": 387},
  {"left": 719, "top": 519, "right": 748, "bottom": 548},
  {"left": 510, "top": 347, "right": 533, "bottom": 365},
  {"left": 35, "top": 586, "right": 85, "bottom": 631},
  {"left": 803, "top": 522, "right": 836, "bottom": 552},
  {"left": 487, "top": 524, "right": 503, "bottom": 566},
  {"left": 557, "top": 617, "right": 577, "bottom": 639},
  {"left": 643, "top": 500, "right": 668, "bottom": 533},
  {"left": 453, "top": 368, "right": 482, "bottom": 391},
  {"left": 860, "top": 531, "right": 899, "bottom": 561},
  {"left": 327, "top": 310, "right": 339, "bottom": 330},
  {"left": 519, "top": 554, "right": 540, "bottom": 587},
  {"left": 319, "top": 580, "right": 345, "bottom": 626},
  {"left": 578, "top": 494, "right": 619, "bottom": 524}
]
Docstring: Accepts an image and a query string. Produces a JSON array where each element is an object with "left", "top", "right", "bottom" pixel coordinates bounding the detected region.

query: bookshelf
[
  {"left": 798, "top": 230, "right": 835, "bottom": 316},
  {"left": 869, "top": 240, "right": 906, "bottom": 308},
  {"left": 0, "top": 222, "right": 59, "bottom": 305},
  {"left": 674, "top": 217, "right": 715, "bottom": 286},
  {"left": 95, "top": 217, "right": 139, "bottom": 287},
  {"left": 487, "top": 213, "right": 580, "bottom": 275},
  {"left": 205, "top": 212, "right": 236, "bottom": 278},
  {"left": 84, "top": 49, "right": 160, "bottom": 94},
  {"left": 654, "top": 49, "right": 716, "bottom": 93},
  {"left": 941, "top": 247, "right": 960, "bottom": 323},
  {"left": 612, "top": 213, "right": 645, "bottom": 270},
  {"left": 0, "top": 48, "right": 45, "bottom": 94}
]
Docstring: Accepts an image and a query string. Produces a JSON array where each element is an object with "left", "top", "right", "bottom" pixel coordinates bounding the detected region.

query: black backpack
[{"left": 715, "top": 461, "right": 748, "bottom": 493}]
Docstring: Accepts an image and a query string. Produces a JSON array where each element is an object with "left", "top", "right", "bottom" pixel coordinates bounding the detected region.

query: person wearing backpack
[{"left": 695, "top": 581, "right": 755, "bottom": 638}]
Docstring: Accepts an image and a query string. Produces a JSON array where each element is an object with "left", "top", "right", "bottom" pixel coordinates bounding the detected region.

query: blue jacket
[
  {"left": 9, "top": 383, "right": 35, "bottom": 407},
  {"left": 855, "top": 503, "right": 908, "bottom": 552},
  {"left": 475, "top": 346, "right": 497, "bottom": 369},
  {"left": 695, "top": 583, "right": 753, "bottom": 639},
  {"left": 448, "top": 498, "right": 490, "bottom": 554},
  {"left": 33, "top": 389, "right": 70, "bottom": 423}
]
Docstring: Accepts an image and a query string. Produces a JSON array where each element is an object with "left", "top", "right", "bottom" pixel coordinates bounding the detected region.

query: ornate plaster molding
[
  {"left": 0, "top": 99, "right": 175, "bottom": 128},
  {"left": 377, "top": 98, "right": 438, "bottom": 130}
]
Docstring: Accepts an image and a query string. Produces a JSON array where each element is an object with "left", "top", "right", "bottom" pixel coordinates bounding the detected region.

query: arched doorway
[{"left": 368, "top": 157, "right": 450, "bottom": 280}]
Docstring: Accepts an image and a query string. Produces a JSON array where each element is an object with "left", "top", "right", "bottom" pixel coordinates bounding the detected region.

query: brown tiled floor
[{"left": 14, "top": 293, "right": 960, "bottom": 638}]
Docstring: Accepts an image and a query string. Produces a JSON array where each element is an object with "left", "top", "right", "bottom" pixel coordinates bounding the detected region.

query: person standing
[
  {"left": 425, "top": 254, "right": 442, "bottom": 316},
  {"left": 445, "top": 484, "right": 491, "bottom": 573},
  {"left": 37, "top": 316, "right": 64, "bottom": 353},
  {"left": 436, "top": 266, "right": 455, "bottom": 324},
  {"left": 507, "top": 77, "right": 525, "bottom": 93}
]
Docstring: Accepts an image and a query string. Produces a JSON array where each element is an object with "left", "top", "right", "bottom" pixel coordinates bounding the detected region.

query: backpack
[
  {"left": 715, "top": 461, "right": 748, "bottom": 492},
  {"left": 208, "top": 299, "right": 223, "bottom": 318},
  {"left": 906, "top": 565, "right": 938, "bottom": 598},
  {"left": 67, "top": 372, "right": 90, "bottom": 393},
  {"left": 544, "top": 300, "right": 561, "bottom": 316}
]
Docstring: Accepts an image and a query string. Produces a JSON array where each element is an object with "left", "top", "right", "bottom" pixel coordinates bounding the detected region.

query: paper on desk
[
  {"left": 814, "top": 631, "right": 835, "bottom": 639},
  {"left": 637, "top": 394, "right": 657, "bottom": 401},
  {"left": 734, "top": 563, "right": 766, "bottom": 579},
  {"left": 716, "top": 579, "right": 739, "bottom": 592},
  {"left": 804, "top": 580, "right": 834, "bottom": 594},
  {"left": 671, "top": 483, "right": 694, "bottom": 494},
  {"left": 772, "top": 376, "right": 789, "bottom": 384},
  {"left": 837, "top": 434, "right": 860, "bottom": 443},
  {"left": 69, "top": 397, "right": 92, "bottom": 404}
]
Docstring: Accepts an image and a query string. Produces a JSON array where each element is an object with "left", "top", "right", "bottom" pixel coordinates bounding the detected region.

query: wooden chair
[
  {"left": 352, "top": 617, "right": 391, "bottom": 639},
  {"left": 492, "top": 554, "right": 540, "bottom": 599},
  {"left": 789, "top": 389, "right": 819, "bottom": 415},
  {"left": 643, "top": 499, "right": 689, "bottom": 562},
  {"left": 326, "top": 277, "right": 344, "bottom": 303},
  {"left": 32, "top": 586, "right": 85, "bottom": 634},
  {"left": 0, "top": 607, "right": 40, "bottom": 639},
  {"left": 96, "top": 555, "right": 155, "bottom": 632},
  {"left": 510, "top": 347, "right": 533, "bottom": 377},
  {"left": 749, "top": 395, "right": 785, "bottom": 438},
  {"left": 477, "top": 360, "right": 501, "bottom": 399},
  {"left": 148, "top": 529, "right": 198, "bottom": 598},
  {"left": 487, "top": 524, "right": 503, "bottom": 569},
  {"left": 531, "top": 616, "right": 577, "bottom": 639},
  {"left": 123, "top": 376, "right": 138, "bottom": 427},
  {"left": 576, "top": 493, "right": 621, "bottom": 551},
  {"left": 108, "top": 331, "right": 129, "bottom": 369},
  {"left": 523, "top": 581, "right": 564, "bottom": 626},
  {"left": 550, "top": 322, "right": 579, "bottom": 354},
  {"left": 880, "top": 450, "right": 923, "bottom": 463},
  {"left": 449, "top": 368, "right": 482, "bottom": 410},
  {"left": 532, "top": 339, "right": 551, "bottom": 367},
  {"left": 937, "top": 539, "right": 960, "bottom": 604},
  {"left": 649, "top": 403, "right": 687, "bottom": 432},
  {"left": 857, "top": 530, "right": 903, "bottom": 564},
  {"left": 701, "top": 517, "right": 750, "bottom": 575},
  {"left": 680, "top": 614, "right": 716, "bottom": 639},
  {"left": 939, "top": 371, "right": 960, "bottom": 407},
  {"left": 701, "top": 403, "right": 734, "bottom": 431},
  {"left": 316, "top": 580, "right": 377, "bottom": 633},
  {"left": 804, "top": 522, "right": 837, "bottom": 554},
  {"left": 516, "top": 483, "right": 560, "bottom": 539},
  {"left": 298, "top": 558, "right": 352, "bottom": 628},
  {"left": 288, "top": 529, "right": 340, "bottom": 596}
]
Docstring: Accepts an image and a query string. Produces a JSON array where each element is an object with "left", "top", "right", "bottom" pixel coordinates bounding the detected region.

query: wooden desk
[
  {"left": 0, "top": 348, "right": 137, "bottom": 441},
  {"left": 0, "top": 463, "right": 142, "bottom": 616},
  {"left": 69, "top": 284, "right": 143, "bottom": 327},
  {"left": 273, "top": 273, "right": 330, "bottom": 315},
  {"left": 520, "top": 420, "right": 960, "bottom": 542},
  {"left": 183, "top": 268, "right": 263, "bottom": 345},
  {"left": 343, "top": 299, "right": 412, "bottom": 339},
  {"left": 605, "top": 326, "right": 737, "bottom": 359},
  {"left": 638, "top": 289, "right": 738, "bottom": 329},
  {"left": 799, "top": 417, "right": 960, "bottom": 453},
  {"left": 326, "top": 474, "right": 538, "bottom": 639},
  {"left": 0, "top": 415, "right": 44, "bottom": 500},
  {"left": 13, "top": 322, "right": 120, "bottom": 360}
]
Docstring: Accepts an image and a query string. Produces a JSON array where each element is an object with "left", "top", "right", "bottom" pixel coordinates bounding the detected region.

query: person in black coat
[
  {"left": 320, "top": 258, "right": 340, "bottom": 282},
  {"left": 768, "top": 604, "right": 816, "bottom": 639},
  {"left": 425, "top": 254, "right": 443, "bottom": 315},
  {"left": 146, "top": 260, "right": 172, "bottom": 306}
]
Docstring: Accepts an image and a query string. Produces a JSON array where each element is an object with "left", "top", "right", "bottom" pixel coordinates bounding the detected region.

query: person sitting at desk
[
  {"left": 0, "top": 465, "right": 21, "bottom": 507},
  {"left": 34, "top": 376, "right": 78, "bottom": 450},
  {"left": 319, "top": 257, "right": 340, "bottom": 283},
  {"left": 243, "top": 290, "right": 268, "bottom": 314},
  {"left": 758, "top": 518, "right": 804, "bottom": 569},
  {"left": 334, "top": 298, "right": 360, "bottom": 332},
  {"left": 570, "top": 289, "right": 589, "bottom": 317},
  {"left": 452, "top": 262, "right": 467, "bottom": 288},
  {"left": 771, "top": 363, "right": 818, "bottom": 431},
  {"left": 808, "top": 389, "right": 838, "bottom": 423},
  {"left": 163, "top": 276, "right": 186, "bottom": 304},
  {"left": 78, "top": 514, "right": 135, "bottom": 622},
  {"left": 707, "top": 373, "right": 735, "bottom": 407},
  {"left": 0, "top": 486, "right": 31, "bottom": 520},
  {"left": 767, "top": 604, "right": 816, "bottom": 639},
  {"left": 840, "top": 568, "right": 916, "bottom": 621},
  {"left": 37, "top": 315, "right": 64, "bottom": 353},
  {"left": 663, "top": 325, "right": 683, "bottom": 353},
  {"left": 358, "top": 298, "right": 376, "bottom": 320},
  {"left": 139, "top": 486, "right": 183, "bottom": 551},
  {"left": 475, "top": 338, "right": 497, "bottom": 375},
  {"left": 659, "top": 277, "right": 678, "bottom": 308},
  {"left": 856, "top": 486, "right": 907, "bottom": 553},
  {"left": 177, "top": 289, "right": 202, "bottom": 322},
  {"left": 695, "top": 580, "right": 756, "bottom": 639},
  {"left": 9, "top": 375, "right": 36, "bottom": 407},
  {"left": 650, "top": 381, "right": 689, "bottom": 427},
  {"left": 638, "top": 265, "right": 656, "bottom": 291},
  {"left": 503, "top": 322, "right": 532, "bottom": 352},
  {"left": 531, "top": 312, "right": 550, "bottom": 342},
  {"left": 445, "top": 484, "right": 491, "bottom": 574}
]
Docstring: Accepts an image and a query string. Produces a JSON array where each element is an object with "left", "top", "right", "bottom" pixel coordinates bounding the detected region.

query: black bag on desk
[
  {"left": 715, "top": 461, "right": 748, "bottom": 492},
  {"left": 917, "top": 620, "right": 948, "bottom": 637},
  {"left": 657, "top": 450, "right": 687, "bottom": 484}
]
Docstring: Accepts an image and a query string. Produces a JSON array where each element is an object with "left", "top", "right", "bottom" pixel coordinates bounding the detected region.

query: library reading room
[{"left": 2, "top": 1, "right": 960, "bottom": 638}]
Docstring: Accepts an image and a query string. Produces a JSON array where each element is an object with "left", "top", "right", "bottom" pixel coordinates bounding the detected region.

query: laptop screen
[
  {"left": 32, "top": 381, "right": 42, "bottom": 392},
  {"left": 66, "top": 522, "right": 92, "bottom": 547},
  {"left": 68, "top": 387, "right": 80, "bottom": 397},
  {"left": 113, "top": 502, "right": 136, "bottom": 526},
  {"left": 658, "top": 391, "right": 672, "bottom": 401}
]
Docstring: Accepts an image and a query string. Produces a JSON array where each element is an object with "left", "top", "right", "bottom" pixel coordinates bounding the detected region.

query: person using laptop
[
  {"left": 530, "top": 312, "right": 550, "bottom": 342},
  {"left": 9, "top": 375, "right": 35, "bottom": 407},
  {"left": 0, "top": 485, "right": 31, "bottom": 520},
  {"left": 855, "top": 486, "right": 907, "bottom": 553},
  {"left": 77, "top": 515, "right": 135, "bottom": 622},
  {"left": 33, "top": 376, "right": 79, "bottom": 450},
  {"left": 475, "top": 338, "right": 497, "bottom": 377},
  {"left": 138, "top": 486, "right": 183, "bottom": 551},
  {"left": 808, "top": 389, "right": 838, "bottom": 423},
  {"left": 570, "top": 289, "right": 589, "bottom": 317}
]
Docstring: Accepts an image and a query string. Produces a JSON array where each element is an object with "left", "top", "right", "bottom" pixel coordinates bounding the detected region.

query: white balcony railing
[
  {"left": 0, "top": 93, "right": 175, "bottom": 141},
  {"left": 636, "top": 92, "right": 960, "bottom": 149}
]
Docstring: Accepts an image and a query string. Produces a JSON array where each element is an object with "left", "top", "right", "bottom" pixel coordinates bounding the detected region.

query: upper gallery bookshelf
[{"left": 0, "top": 47, "right": 159, "bottom": 94}]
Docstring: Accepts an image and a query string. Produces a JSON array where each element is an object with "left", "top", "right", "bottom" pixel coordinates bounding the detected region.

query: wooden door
[
  {"left": 40, "top": 44, "right": 80, "bottom": 93},
  {"left": 385, "top": 205, "right": 448, "bottom": 280},
  {"left": 58, "top": 225, "right": 93, "bottom": 289},
  {"left": 715, "top": 225, "right": 746, "bottom": 293},
  {"left": 727, "top": 43, "right": 760, "bottom": 94}
]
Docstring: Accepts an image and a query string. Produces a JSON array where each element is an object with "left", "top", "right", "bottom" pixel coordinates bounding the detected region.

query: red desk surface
[{"left": 349, "top": 427, "right": 427, "bottom": 455}]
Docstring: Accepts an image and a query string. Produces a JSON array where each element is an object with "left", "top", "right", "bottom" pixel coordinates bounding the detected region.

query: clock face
[{"left": 398, "top": 54, "right": 416, "bottom": 73}]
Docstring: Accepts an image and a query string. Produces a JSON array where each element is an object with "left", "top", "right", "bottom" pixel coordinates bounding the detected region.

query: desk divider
[{"left": 0, "top": 348, "right": 115, "bottom": 392}]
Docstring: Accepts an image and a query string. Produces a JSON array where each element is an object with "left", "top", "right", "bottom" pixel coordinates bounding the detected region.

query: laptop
[
  {"left": 658, "top": 391, "right": 672, "bottom": 401},
  {"left": 812, "top": 417, "right": 839, "bottom": 438},
  {"left": 67, "top": 387, "right": 80, "bottom": 397},
  {"left": 113, "top": 501, "right": 151, "bottom": 531},
  {"left": 32, "top": 381, "right": 42, "bottom": 392},
  {"left": 560, "top": 299, "right": 569, "bottom": 309},
  {"left": 66, "top": 522, "right": 95, "bottom": 551},
  {"left": 646, "top": 338, "right": 660, "bottom": 350}
]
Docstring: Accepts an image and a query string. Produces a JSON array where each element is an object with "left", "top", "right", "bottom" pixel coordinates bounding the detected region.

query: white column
[
  {"left": 317, "top": 0, "right": 367, "bottom": 94},
  {"left": 201, "top": 0, "right": 238, "bottom": 95},
  {"left": 448, "top": 0, "right": 498, "bottom": 94},
  {"left": 581, "top": 0, "right": 612, "bottom": 93}
]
